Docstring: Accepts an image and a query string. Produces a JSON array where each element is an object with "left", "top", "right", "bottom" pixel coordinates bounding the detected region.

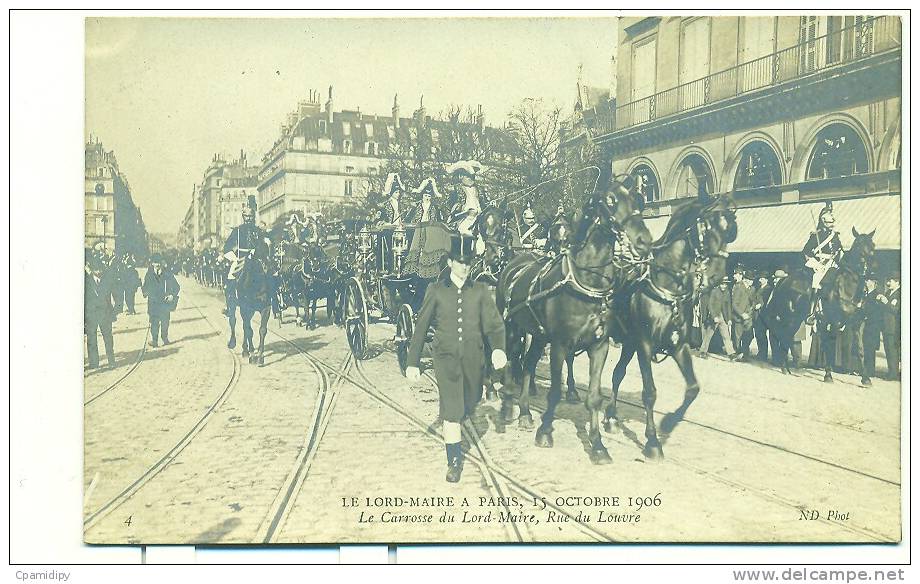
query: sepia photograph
[{"left": 80, "top": 14, "right": 904, "bottom": 546}]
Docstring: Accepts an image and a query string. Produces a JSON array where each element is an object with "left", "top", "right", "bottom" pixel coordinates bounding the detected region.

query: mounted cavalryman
[
  {"left": 405, "top": 233, "right": 507, "bottom": 483},
  {"left": 222, "top": 205, "right": 266, "bottom": 316},
  {"left": 802, "top": 201, "right": 844, "bottom": 323}
]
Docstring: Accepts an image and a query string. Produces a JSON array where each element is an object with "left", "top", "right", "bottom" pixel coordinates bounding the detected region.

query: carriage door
[
  {"left": 739, "top": 16, "right": 776, "bottom": 92},
  {"left": 679, "top": 17, "right": 711, "bottom": 111}
]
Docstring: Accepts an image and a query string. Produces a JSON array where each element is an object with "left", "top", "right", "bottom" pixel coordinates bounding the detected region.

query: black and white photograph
[{"left": 73, "top": 14, "right": 904, "bottom": 547}]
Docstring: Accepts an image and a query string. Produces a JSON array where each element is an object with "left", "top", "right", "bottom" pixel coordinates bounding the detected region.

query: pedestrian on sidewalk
[
  {"left": 880, "top": 271, "right": 901, "bottom": 380},
  {"left": 860, "top": 276, "right": 883, "bottom": 386},
  {"left": 405, "top": 233, "right": 506, "bottom": 483},
  {"left": 702, "top": 277, "right": 737, "bottom": 358},
  {"left": 142, "top": 254, "right": 181, "bottom": 348},
  {"left": 85, "top": 257, "right": 116, "bottom": 369},
  {"left": 731, "top": 271, "right": 756, "bottom": 360},
  {"left": 122, "top": 254, "right": 142, "bottom": 314}
]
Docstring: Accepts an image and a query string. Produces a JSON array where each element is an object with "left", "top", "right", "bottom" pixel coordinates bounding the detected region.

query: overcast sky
[{"left": 85, "top": 17, "right": 618, "bottom": 234}]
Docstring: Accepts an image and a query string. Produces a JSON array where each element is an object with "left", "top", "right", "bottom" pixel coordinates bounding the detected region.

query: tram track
[
  {"left": 83, "top": 296, "right": 243, "bottom": 533},
  {"left": 264, "top": 327, "right": 611, "bottom": 542},
  {"left": 83, "top": 324, "right": 150, "bottom": 406},
  {"left": 522, "top": 373, "right": 895, "bottom": 542},
  {"left": 531, "top": 370, "right": 899, "bottom": 487},
  {"left": 256, "top": 346, "right": 353, "bottom": 543}
]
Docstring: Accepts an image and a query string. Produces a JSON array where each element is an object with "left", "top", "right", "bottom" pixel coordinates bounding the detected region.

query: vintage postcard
[{"left": 83, "top": 14, "right": 903, "bottom": 544}]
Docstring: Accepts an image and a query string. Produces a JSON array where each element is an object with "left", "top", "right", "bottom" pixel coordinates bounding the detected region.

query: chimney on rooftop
[
  {"left": 392, "top": 94, "right": 400, "bottom": 129},
  {"left": 326, "top": 85, "right": 334, "bottom": 124}
]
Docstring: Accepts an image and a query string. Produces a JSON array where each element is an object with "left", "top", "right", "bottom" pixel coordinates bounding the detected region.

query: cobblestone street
[{"left": 83, "top": 276, "right": 901, "bottom": 544}]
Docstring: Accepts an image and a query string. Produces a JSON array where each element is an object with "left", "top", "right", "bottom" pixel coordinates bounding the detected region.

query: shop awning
[{"left": 643, "top": 195, "right": 902, "bottom": 253}]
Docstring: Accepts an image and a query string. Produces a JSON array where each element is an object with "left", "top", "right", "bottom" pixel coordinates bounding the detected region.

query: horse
[
  {"left": 299, "top": 243, "right": 337, "bottom": 329},
  {"left": 762, "top": 227, "right": 875, "bottom": 381},
  {"left": 471, "top": 203, "right": 514, "bottom": 287},
  {"left": 226, "top": 237, "right": 273, "bottom": 365},
  {"left": 495, "top": 174, "right": 653, "bottom": 442},
  {"left": 600, "top": 197, "right": 738, "bottom": 462}
]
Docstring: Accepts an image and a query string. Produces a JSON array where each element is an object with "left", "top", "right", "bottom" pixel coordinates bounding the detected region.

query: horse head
[
  {"left": 844, "top": 228, "right": 876, "bottom": 276},
  {"left": 579, "top": 173, "right": 652, "bottom": 256}
]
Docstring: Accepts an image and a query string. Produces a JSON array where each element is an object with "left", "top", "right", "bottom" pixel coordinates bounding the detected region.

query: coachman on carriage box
[{"left": 405, "top": 233, "right": 507, "bottom": 483}]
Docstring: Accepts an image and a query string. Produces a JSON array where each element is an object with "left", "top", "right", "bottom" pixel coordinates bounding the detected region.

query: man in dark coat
[
  {"left": 753, "top": 272, "right": 772, "bottom": 361},
  {"left": 702, "top": 278, "right": 737, "bottom": 358},
  {"left": 405, "top": 233, "right": 507, "bottom": 483},
  {"left": 142, "top": 254, "right": 181, "bottom": 348},
  {"left": 121, "top": 254, "right": 142, "bottom": 314},
  {"left": 859, "top": 276, "right": 883, "bottom": 386},
  {"left": 85, "top": 257, "right": 116, "bottom": 369},
  {"left": 880, "top": 272, "right": 901, "bottom": 380},
  {"left": 731, "top": 271, "right": 756, "bottom": 359}
]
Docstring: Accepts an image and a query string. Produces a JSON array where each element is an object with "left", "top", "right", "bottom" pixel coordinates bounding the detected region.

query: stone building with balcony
[
  {"left": 590, "top": 15, "right": 901, "bottom": 272},
  {"left": 84, "top": 138, "right": 148, "bottom": 258}
]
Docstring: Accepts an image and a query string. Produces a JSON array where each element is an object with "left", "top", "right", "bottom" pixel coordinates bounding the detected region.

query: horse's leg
[
  {"left": 564, "top": 353, "right": 579, "bottom": 402},
  {"left": 660, "top": 343, "right": 701, "bottom": 434},
  {"left": 310, "top": 298, "right": 318, "bottom": 329},
  {"left": 823, "top": 326, "right": 835, "bottom": 383},
  {"left": 522, "top": 333, "right": 539, "bottom": 396},
  {"left": 227, "top": 304, "right": 237, "bottom": 350},
  {"left": 604, "top": 342, "right": 636, "bottom": 431},
  {"left": 242, "top": 307, "right": 254, "bottom": 359},
  {"left": 636, "top": 342, "right": 664, "bottom": 459},
  {"left": 258, "top": 307, "right": 269, "bottom": 365},
  {"left": 536, "top": 341, "right": 571, "bottom": 448},
  {"left": 500, "top": 325, "right": 524, "bottom": 422},
  {"left": 584, "top": 340, "right": 613, "bottom": 464},
  {"left": 518, "top": 337, "right": 545, "bottom": 430}
]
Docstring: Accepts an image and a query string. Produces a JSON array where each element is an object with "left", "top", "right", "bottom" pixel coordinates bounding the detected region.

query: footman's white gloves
[{"left": 492, "top": 349, "right": 507, "bottom": 370}]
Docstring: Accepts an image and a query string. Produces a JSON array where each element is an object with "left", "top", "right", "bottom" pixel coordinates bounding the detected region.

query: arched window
[
  {"left": 734, "top": 141, "right": 783, "bottom": 190},
  {"left": 674, "top": 153, "right": 714, "bottom": 199},
  {"left": 806, "top": 123, "right": 870, "bottom": 179},
  {"left": 630, "top": 164, "right": 661, "bottom": 203}
]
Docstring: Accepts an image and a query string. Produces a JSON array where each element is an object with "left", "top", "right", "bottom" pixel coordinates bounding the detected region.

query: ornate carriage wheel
[
  {"left": 395, "top": 303, "right": 415, "bottom": 374},
  {"left": 344, "top": 277, "right": 369, "bottom": 360}
]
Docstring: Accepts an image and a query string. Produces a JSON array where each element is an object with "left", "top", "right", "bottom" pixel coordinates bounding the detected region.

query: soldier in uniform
[
  {"left": 405, "top": 233, "right": 507, "bottom": 483},
  {"left": 142, "top": 254, "right": 181, "bottom": 348},
  {"left": 513, "top": 205, "right": 547, "bottom": 251},
  {"left": 802, "top": 202, "right": 844, "bottom": 323},
  {"left": 222, "top": 206, "right": 266, "bottom": 316},
  {"left": 85, "top": 256, "right": 116, "bottom": 369}
]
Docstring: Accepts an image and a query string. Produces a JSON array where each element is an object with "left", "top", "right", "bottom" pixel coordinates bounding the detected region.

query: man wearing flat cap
[{"left": 405, "top": 232, "right": 507, "bottom": 483}]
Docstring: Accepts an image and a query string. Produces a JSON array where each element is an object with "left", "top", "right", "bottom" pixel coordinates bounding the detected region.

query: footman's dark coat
[{"left": 406, "top": 273, "right": 505, "bottom": 422}]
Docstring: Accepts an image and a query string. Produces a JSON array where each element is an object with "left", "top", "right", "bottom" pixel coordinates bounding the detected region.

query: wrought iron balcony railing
[{"left": 594, "top": 15, "right": 901, "bottom": 135}]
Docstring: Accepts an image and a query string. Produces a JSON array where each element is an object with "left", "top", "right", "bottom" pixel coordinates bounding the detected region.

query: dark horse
[
  {"left": 495, "top": 175, "right": 653, "bottom": 451},
  {"left": 471, "top": 203, "right": 515, "bottom": 287},
  {"left": 227, "top": 237, "right": 273, "bottom": 365},
  {"left": 300, "top": 243, "right": 337, "bottom": 329},
  {"left": 601, "top": 198, "right": 738, "bottom": 461},
  {"left": 762, "top": 227, "right": 875, "bottom": 381}
]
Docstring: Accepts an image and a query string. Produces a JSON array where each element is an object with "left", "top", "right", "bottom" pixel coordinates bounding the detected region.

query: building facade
[
  {"left": 589, "top": 15, "right": 901, "bottom": 271},
  {"left": 183, "top": 152, "right": 259, "bottom": 250},
  {"left": 84, "top": 138, "right": 148, "bottom": 257},
  {"left": 257, "top": 88, "right": 515, "bottom": 227}
]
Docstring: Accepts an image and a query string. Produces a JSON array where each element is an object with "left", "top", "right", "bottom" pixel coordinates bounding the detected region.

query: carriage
[{"left": 342, "top": 221, "right": 430, "bottom": 360}]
